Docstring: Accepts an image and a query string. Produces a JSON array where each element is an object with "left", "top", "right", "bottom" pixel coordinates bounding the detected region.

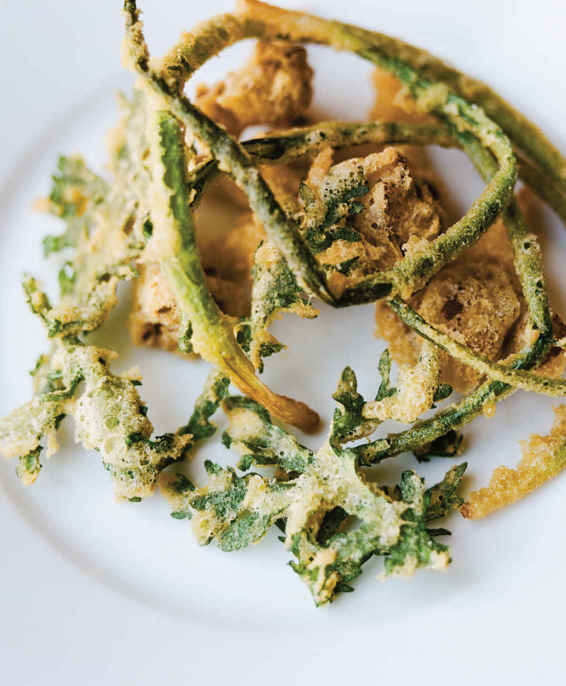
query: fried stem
[
  {"left": 124, "top": 3, "right": 330, "bottom": 303},
  {"left": 237, "top": 0, "right": 566, "bottom": 205},
  {"left": 245, "top": 123, "right": 566, "bottom": 226},
  {"left": 123, "top": 1, "right": 557, "bottom": 445},
  {"left": 151, "top": 110, "right": 319, "bottom": 431},
  {"left": 126, "top": 0, "right": 518, "bottom": 303},
  {"left": 388, "top": 298, "right": 565, "bottom": 397},
  {"left": 356, "top": 135, "right": 554, "bottom": 464}
]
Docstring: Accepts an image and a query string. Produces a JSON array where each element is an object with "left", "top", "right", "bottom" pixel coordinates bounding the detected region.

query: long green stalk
[
  {"left": 125, "top": 0, "right": 518, "bottom": 303},
  {"left": 237, "top": 0, "right": 566, "bottom": 203},
  {"left": 357, "top": 135, "right": 554, "bottom": 464},
  {"left": 124, "top": 3, "right": 331, "bottom": 303},
  {"left": 151, "top": 110, "right": 319, "bottom": 431},
  {"left": 388, "top": 297, "right": 565, "bottom": 397}
]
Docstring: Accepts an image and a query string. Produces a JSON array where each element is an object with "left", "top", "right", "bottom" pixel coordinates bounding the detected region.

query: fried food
[
  {"left": 461, "top": 405, "right": 566, "bottom": 519},
  {"left": 416, "top": 260, "right": 521, "bottom": 391},
  {"left": 195, "top": 40, "right": 313, "bottom": 137},
  {"left": 3, "top": 0, "right": 566, "bottom": 606},
  {"left": 300, "top": 145, "right": 445, "bottom": 299}
]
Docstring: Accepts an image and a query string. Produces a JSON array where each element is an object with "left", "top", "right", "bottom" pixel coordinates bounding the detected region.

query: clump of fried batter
[
  {"left": 356, "top": 146, "right": 443, "bottom": 248},
  {"left": 370, "top": 67, "right": 454, "bottom": 216},
  {"left": 130, "top": 263, "right": 181, "bottom": 351},
  {"left": 195, "top": 40, "right": 313, "bottom": 137},
  {"left": 376, "top": 185, "right": 566, "bottom": 393},
  {"left": 371, "top": 45, "right": 531, "bottom": 393},
  {"left": 416, "top": 260, "right": 521, "bottom": 391},
  {"left": 461, "top": 405, "right": 566, "bottom": 519},
  {"left": 302, "top": 146, "right": 445, "bottom": 299}
]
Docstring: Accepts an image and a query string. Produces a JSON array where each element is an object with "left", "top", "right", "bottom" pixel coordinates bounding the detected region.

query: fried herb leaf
[
  {"left": 182, "top": 381, "right": 461, "bottom": 605},
  {"left": 0, "top": 341, "right": 191, "bottom": 498}
]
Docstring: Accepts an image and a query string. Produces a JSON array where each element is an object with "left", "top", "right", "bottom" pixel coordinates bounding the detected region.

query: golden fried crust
[
  {"left": 377, "top": 186, "right": 564, "bottom": 393},
  {"left": 130, "top": 262, "right": 182, "bottom": 352},
  {"left": 130, "top": 207, "right": 266, "bottom": 353},
  {"left": 461, "top": 405, "right": 566, "bottom": 519},
  {"left": 259, "top": 161, "right": 308, "bottom": 213},
  {"left": 369, "top": 68, "right": 536, "bottom": 392},
  {"left": 355, "top": 146, "right": 443, "bottom": 249},
  {"left": 374, "top": 300, "right": 418, "bottom": 366},
  {"left": 195, "top": 40, "right": 313, "bottom": 137},
  {"left": 370, "top": 67, "right": 452, "bottom": 217},
  {"left": 199, "top": 213, "right": 265, "bottom": 317},
  {"left": 508, "top": 312, "right": 566, "bottom": 379},
  {"left": 304, "top": 146, "right": 445, "bottom": 299},
  {"left": 416, "top": 260, "right": 521, "bottom": 391},
  {"left": 370, "top": 67, "right": 433, "bottom": 126}
]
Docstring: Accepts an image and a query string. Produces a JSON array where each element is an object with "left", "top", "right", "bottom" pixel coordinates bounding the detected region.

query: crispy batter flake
[
  {"left": 195, "top": 40, "right": 313, "bottom": 137},
  {"left": 461, "top": 405, "right": 566, "bottom": 519},
  {"left": 301, "top": 146, "right": 445, "bottom": 299}
]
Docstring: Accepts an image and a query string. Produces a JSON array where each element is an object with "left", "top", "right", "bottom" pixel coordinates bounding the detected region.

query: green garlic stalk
[
  {"left": 237, "top": 0, "right": 566, "bottom": 217},
  {"left": 147, "top": 109, "right": 319, "bottom": 431},
  {"left": 124, "top": 0, "right": 517, "bottom": 304}
]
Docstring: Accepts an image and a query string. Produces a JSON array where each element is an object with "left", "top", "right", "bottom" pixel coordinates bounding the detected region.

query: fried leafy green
[
  {"left": 33, "top": 92, "right": 157, "bottom": 337},
  {"left": 168, "top": 373, "right": 465, "bottom": 605},
  {"left": 178, "top": 370, "right": 230, "bottom": 441},
  {"left": 3, "top": 0, "right": 565, "bottom": 609},
  {"left": 238, "top": 242, "right": 318, "bottom": 371},
  {"left": 0, "top": 340, "right": 191, "bottom": 498}
]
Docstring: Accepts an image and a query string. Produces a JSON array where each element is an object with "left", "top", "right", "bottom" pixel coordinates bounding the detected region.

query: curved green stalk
[
  {"left": 356, "top": 123, "right": 554, "bottom": 464},
  {"left": 388, "top": 297, "right": 566, "bottom": 398},
  {"left": 151, "top": 110, "right": 319, "bottom": 431},
  {"left": 124, "top": 3, "right": 331, "bottom": 304},
  {"left": 125, "top": 0, "right": 517, "bottom": 304},
  {"left": 158, "top": 0, "right": 566, "bottom": 196},
  {"left": 237, "top": 0, "right": 566, "bottom": 198},
  {"left": 244, "top": 120, "right": 456, "bottom": 161},
  {"left": 158, "top": 4, "right": 566, "bottom": 226},
  {"left": 517, "top": 155, "right": 566, "bottom": 225},
  {"left": 245, "top": 125, "right": 566, "bottom": 229},
  {"left": 124, "top": 0, "right": 556, "bottom": 452}
]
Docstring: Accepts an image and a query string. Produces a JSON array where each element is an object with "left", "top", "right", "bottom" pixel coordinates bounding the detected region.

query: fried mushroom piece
[
  {"left": 416, "top": 260, "right": 521, "bottom": 391},
  {"left": 195, "top": 40, "right": 313, "bottom": 137}
]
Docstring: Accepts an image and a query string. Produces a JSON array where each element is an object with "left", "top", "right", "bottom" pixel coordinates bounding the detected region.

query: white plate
[{"left": 1, "top": 1, "right": 566, "bottom": 683}]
